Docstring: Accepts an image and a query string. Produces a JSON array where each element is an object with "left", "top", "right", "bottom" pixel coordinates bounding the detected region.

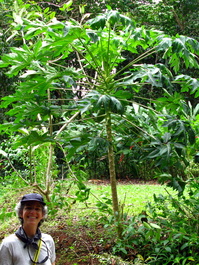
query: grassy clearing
[
  {"left": 0, "top": 179, "right": 176, "bottom": 232},
  {"left": 65, "top": 182, "right": 176, "bottom": 221},
  {"left": 0, "top": 181, "right": 175, "bottom": 231}
]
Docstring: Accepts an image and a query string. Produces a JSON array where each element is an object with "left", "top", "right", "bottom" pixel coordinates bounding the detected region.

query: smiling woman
[{"left": 0, "top": 193, "right": 56, "bottom": 265}]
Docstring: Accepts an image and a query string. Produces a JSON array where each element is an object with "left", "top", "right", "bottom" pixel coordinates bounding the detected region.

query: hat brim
[{"left": 21, "top": 199, "right": 46, "bottom": 206}]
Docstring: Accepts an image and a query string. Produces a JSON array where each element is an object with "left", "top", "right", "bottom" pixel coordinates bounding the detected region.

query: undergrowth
[{"left": 0, "top": 179, "right": 199, "bottom": 264}]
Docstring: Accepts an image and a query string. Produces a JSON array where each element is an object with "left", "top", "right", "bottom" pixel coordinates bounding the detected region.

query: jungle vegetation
[{"left": 0, "top": 0, "right": 199, "bottom": 263}]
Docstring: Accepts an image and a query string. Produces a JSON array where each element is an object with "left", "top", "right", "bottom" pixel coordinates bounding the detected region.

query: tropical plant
[
  {"left": 108, "top": 179, "right": 199, "bottom": 264},
  {"left": 0, "top": 2, "right": 199, "bottom": 235}
]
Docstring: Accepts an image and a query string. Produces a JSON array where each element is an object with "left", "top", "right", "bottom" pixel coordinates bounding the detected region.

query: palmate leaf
[
  {"left": 0, "top": 49, "right": 33, "bottom": 76},
  {"left": 65, "top": 135, "right": 91, "bottom": 160},
  {"left": 6, "top": 64, "right": 27, "bottom": 77},
  {"left": 1, "top": 88, "right": 46, "bottom": 113},
  {"left": 0, "top": 122, "right": 26, "bottom": 135},
  {"left": 107, "top": 10, "right": 133, "bottom": 28},
  {"left": 4, "top": 97, "right": 62, "bottom": 125},
  {"left": 24, "top": 18, "right": 65, "bottom": 40},
  {"left": 87, "top": 31, "right": 99, "bottom": 43},
  {"left": 0, "top": 95, "right": 18, "bottom": 109},
  {"left": 162, "top": 116, "right": 195, "bottom": 146},
  {"left": 87, "top": 14, "right": 106, "bottom": 30},
  {"left": 160, "top": 35, "right": 199, "bottom": 72},
  {"left": 79, "top": 91, "right": 125, "bottom": 116},
  {"left": 156, "top": 37, "right": 172, "bottom": 51},
  {"left": 96, "top": 95, "right": 125, "bottom": 115},
  {"left": 88, "top": 137, "right": 109, "bottom": 152},
  {"left": 155, "top": 91, "right": 184, "bottom": 113},
  {"left": 117, "top": 74, "right": 139, "bottom": 87},
  {"left": 156, "top": 63, "right": 173, "bottom": 79},
  {"left": 87, "top": 10, "right": 134, "bottom": 30},
  {"left": 166, "top": 177, "right": 186, "bottom": 196},
  {"left": 0, "top": 44, "right": 48, "bottom": 77},
  {"left": 23, "top": 19, "right": 83, "bottom": 60},
  {"left": 78, "top": 99, "right": 92, "bottom": 115},
  {"left": 21, "top": 78, "right": 51, "bottom": 93},
  {"left": 96, "top": 95, "right": 110, "bottom": 112},
  {"left": 113, "top": 90, "right": 133, "bottom": 100},
  {"left": 78, "top": 91, "right": 100, "bottom": 113},
  {"left": 19, "top": 64, "right": 80, "bottom": 88},
  {"left": 174, "top": 75, "right": 199, "bottom": 97},
  {"left": 122, "top": 64, "right": 172, "bottom": 88},
  {"left": 81, "top": 29, "right": 125, "bottom": 73},
  {"left": 186, "top": 36, "right": 199, "bottom": 53},
  {"left": 1, "top": 41, "right": 52, "bottom": 77},
  {"left": 0, "top": 60, "right": 10, "bottom": 68},
  {"left": 49, "top": 27, "right": 84, "bottom": 58},
  {"left": 125, "top": 27, "right": 162, "bottom": 52},
  {"left": 13, "top": 131, "right": 55, "bottom": 148}
]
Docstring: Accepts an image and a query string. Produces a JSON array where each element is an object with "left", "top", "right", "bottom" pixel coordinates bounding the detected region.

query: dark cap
[{"left": 21, "top": 193, "right": 46, "bottom": 205}]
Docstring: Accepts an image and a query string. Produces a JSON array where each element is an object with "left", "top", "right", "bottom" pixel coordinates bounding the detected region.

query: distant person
[{"left": 0, "top": 193, "right": 56, "bottom": 265}]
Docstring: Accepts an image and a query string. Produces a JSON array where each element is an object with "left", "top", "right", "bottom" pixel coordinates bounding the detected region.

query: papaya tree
[
  {"left": 0, "top": 1, "right": 83, "bottom": 201},
  {"left": 0, "top": 3, "right": 199, "bottom": 235},
  {"left": 67, "top": 11, "right": 199, "bottom": 216}
]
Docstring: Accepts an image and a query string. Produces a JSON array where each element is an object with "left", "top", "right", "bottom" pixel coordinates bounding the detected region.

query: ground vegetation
[
  {"left": 0, "top": 1, "right": 199, "bottom": 263},
  {"left": 0, "top": 180, "right": 199, "bottom": 264}
]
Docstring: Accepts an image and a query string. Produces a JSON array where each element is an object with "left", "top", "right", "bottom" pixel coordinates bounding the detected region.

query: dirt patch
[
  {"left": 49, "top": 221, "right": 114, "bottom": 265},
  {"left": 0, "top": 219, "right": 112, "bottom": 265}
]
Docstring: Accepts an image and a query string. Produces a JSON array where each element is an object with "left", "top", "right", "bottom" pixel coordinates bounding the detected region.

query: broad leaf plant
[{"left": 0, "top": 2, "right": 199, "bottom": 235}]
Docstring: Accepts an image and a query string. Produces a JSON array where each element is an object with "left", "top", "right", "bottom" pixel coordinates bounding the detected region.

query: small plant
[
  {"left": 140, "top": 180, "right": 199, "bottom": 264},
  {"left": 95, "top": 192, "right": 113, "bottom": 215},
  {"left": 92, "top": 253, "right": 133, "bottom": 265},
  {"left": 185, "top": 161, "right": 199, "bottom": 179}
]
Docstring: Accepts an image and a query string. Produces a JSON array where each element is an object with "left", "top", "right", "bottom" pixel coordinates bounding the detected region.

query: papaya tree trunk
[{"left": 106, "top": 111, "right": 122, "bottom": 237}]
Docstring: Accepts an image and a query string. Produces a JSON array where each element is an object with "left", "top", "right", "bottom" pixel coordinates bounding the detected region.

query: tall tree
[{"left": 0, "top": 4, "right": 199, "bottom": 231}]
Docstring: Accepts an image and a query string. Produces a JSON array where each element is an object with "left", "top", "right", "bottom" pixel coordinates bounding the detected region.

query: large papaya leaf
[{"left": 174, "top": 75, "right": 199, "bottom": 97}]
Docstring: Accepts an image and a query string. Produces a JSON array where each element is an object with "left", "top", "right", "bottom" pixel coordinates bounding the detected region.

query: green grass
[{"left": 66, "top": 182, "right": 176, "bottom": 219}]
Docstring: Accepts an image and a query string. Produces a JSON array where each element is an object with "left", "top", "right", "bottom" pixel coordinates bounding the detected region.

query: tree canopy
[{"left": 0, "top": 0, "right": 199, "bottom": 226}]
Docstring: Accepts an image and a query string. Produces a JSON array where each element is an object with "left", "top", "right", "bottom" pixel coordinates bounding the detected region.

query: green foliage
[
  {"left": 107, "top": 180, "right": 199, "bottom": 264},
  {"left": 1, "top": 7, "right": 199, "bottom": 264},
  {"left": 0, "top": 179, "right": 27, "bottom": 222},
  {"left": 95, "top": 192, "right": 113, "bottom": 215},
  {"left": 144, "top": 182, "right": 199, "bottom": 264},
  {"left": 0, "top": 135, "right": 30, "bottom": 181},
  {"left": 0, "top": 3, "right": 199, "bottom": 230},
  {"left": 134, "top": 0, "right": 199, "bottom": 41},
  {"left": 1, "top": 179, "right": 199, "bottom": 264},
  {"left": 145, "top": 98, "right": 199, "bottom": 180},
  {"left": 186, "top": 162, "right": 199, "bottom": 179},
  {"left": 92, "top": 253, "right": 133, "bottom": 265}
]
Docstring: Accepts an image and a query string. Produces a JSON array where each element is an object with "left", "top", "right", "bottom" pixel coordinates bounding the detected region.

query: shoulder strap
[{"left": 32, "top": 239, "right": 42, "bottom": 265}]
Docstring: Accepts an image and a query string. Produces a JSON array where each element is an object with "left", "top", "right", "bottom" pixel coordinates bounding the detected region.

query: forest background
[{"left": 0, "top": 0, "right": 199, "bottom": 264}]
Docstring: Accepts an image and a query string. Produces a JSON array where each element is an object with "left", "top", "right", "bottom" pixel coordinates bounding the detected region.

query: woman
[{"left": 0, "top": 193, "right": 56, "bottom": 265}]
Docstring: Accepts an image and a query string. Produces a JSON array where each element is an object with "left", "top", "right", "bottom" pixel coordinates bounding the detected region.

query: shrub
[{"left": 110, "top": 179, "right": 199, "bottom": 264}]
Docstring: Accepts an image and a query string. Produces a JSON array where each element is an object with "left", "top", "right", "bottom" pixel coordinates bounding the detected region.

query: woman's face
[{"left": 20, "top": 201, "right": 44, "bottom": 228}]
